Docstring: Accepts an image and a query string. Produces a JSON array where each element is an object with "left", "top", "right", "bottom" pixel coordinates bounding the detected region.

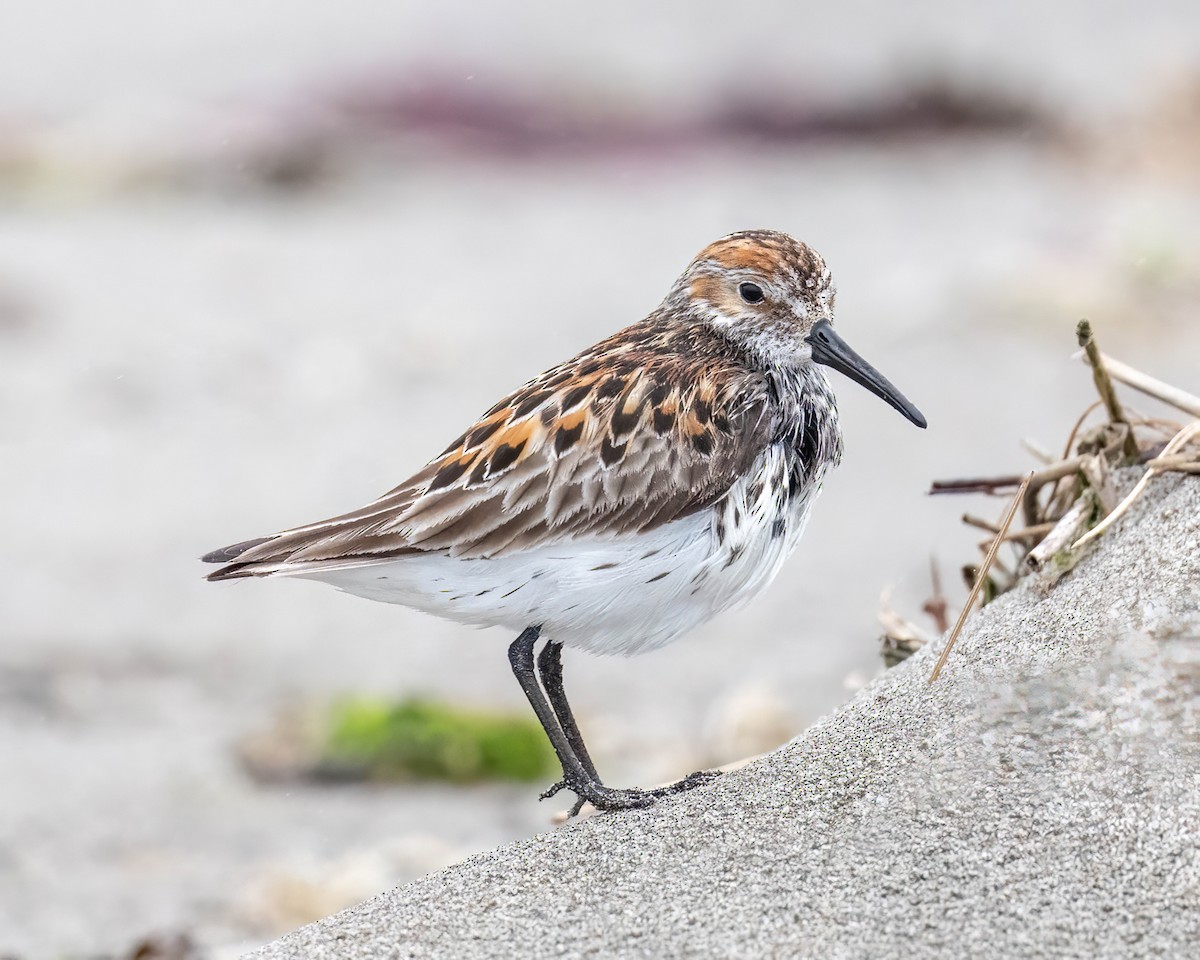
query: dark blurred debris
[
  {"left": 336, "top": 73, "right": 1054, "bottom": 159},
  {"left": 0, "top": 70, "right": 1059, "bottom": 195},
  {"left": 240, "top": 696, "right": 556, "bottom": 784},
  {"left": 126, "top": 933, "right": 202, "bottom": 960},
  {"left": 921, "top": 557, "right": 950, "bottom": 634},
  {"left": 35, "top": 932, "right": 208, "bottom": 960},
  {"left": 232, "top": 133, "right": 340, "bottom": 192},
  {"left": 709, "top": 80, "right": 1050, "bottom": 145},
  {"left": 337, "top": 80, "right": 643, "bottom": 158}
]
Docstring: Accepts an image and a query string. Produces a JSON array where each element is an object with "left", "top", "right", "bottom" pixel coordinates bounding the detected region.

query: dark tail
[{"left": 200, "top": 536, "right": 277, "bottom": 581}]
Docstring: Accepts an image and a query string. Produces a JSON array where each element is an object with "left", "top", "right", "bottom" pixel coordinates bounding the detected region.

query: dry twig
[
  {"left": 930, "top": 474, "right": 1025, "bottom": 496},
  {"left": 998, "top": 520, "right": 1057, "bottom": 543},
  {"left": 1076, "top": 320, "right": 1139, "bottom": 460},
  {"left": 929, "top": 473, "right": 1031, "bottom": 684},
  {"left": 1145, "top": 455, "right": 1200, "bottom": 474},
  {"left": 962, "top": 513, "right": 1001, "bottom": 534},
  {"left": 1060, "top": 400, "right": 1104, "bottom": 459},
  {"left": 1084, "top": 352, "right": 1200, "bottom": 420},
  {"left": 1021, "top": 457, "right": 1088, "bottom": 526},
  {"left": 1021, "top": 438, "right": 1054, "bottom": 464},
  {"left": 930, "top": 458, "right": 1084, "bottom": 506},
  {"left": 922, "top": 557, "right": 950, "bottom": 634}
]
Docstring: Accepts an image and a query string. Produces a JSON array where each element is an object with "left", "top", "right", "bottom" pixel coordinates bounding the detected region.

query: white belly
[{"left": 301, "top": 448, "right": 826, "bottom": 656}]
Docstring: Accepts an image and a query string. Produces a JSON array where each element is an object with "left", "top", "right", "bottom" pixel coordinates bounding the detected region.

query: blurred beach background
[{"left": 3, "top": 1, "right": 1200, "bottom": 956}]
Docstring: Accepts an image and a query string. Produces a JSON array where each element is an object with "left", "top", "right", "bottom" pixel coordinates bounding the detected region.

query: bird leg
[
  {"left": 536, "top": 639, "right": 601, "bottom": 784},
  {"left": 539, "top": 640, "right": 723, "bottom": 802},
  {"left": 508, "top": 627, "right": 722, "bottom": 817},
  {"left": 508, "top": 627, "right": 651, "bottom": 813}
]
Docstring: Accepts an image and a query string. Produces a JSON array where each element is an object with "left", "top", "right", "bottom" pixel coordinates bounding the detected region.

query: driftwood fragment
[{"left": 1026, "top": 494, "right": 1094, "bottom": 572}]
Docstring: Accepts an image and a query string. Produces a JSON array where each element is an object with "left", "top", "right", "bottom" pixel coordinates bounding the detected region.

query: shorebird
[{"left": 203, "top": 230, "right": 926, "bottom": 815}]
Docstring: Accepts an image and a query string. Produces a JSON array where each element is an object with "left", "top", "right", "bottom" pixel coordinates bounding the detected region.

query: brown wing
[{"left": 204, "top": 326, "right": 773, "bottom": 579}]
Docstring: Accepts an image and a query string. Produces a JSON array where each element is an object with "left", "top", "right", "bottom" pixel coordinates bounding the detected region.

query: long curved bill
[{"left": 806, "top": 320, "right": 927, "bottom": 428}]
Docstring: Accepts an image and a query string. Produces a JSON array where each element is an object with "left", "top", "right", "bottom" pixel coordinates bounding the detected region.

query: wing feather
[{"left": 204, "top": 323, "right": 774, "bottom": 580}]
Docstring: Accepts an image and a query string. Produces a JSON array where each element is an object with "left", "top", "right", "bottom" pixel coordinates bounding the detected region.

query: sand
[{"left": 249, "top": 473, "right": 1200, "bottom": 958}]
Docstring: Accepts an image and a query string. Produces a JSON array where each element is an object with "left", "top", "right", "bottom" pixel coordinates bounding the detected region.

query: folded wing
[{"left": 203, "top": 329, "right": 772, "bottom": 580}]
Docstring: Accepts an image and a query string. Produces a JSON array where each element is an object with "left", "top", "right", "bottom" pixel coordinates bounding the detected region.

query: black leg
[
  {"left": 507, "top": 626, "right": 722, "bottom": 816},
  {"left": 506, "top": 627, "right": 603, "bottom": 805},
  {"left": 508, "top": 627, "right": 655, "bottom": 814},
  {"left": 507, "top": 626, "right": 579, "bottom": 779},
  {"left": 536, "top": 640, "right": 601, "bottom": 784}
]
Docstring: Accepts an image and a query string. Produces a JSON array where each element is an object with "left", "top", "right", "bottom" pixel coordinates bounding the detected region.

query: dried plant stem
[
  {"left": 1021, "top": 438, "right": 1054, "bottom": 464},
  {"left": 975, "top": 526, "right": 1053, "bottom": 554},
  {"left": 929, "top": 473, "right": 1031, "bottom": 684},
  {"left": 1089, "top": 352, "right": 1200, "bottom": 420},
  {"left": 931, "top": 475, "right": 1025, "bottom": 496},
  {"left": 1060, "top": 400, "right": 1104, "bottom": 459},
  {"left": 962, "top": 513, "right": 1002, "bottom": 534},
  {"left": 1073, "top": 420, "right": 1200, "bottom": 550},
  {"left": 1146, "top": 457, "right": 1200, "bottom": 474},
  {"left": 1130, "top": 416, "right": 1187, "bottom": 438},
  {"left": 1076, "top": 320, "right": 1139, "bottom": 460},
  {"left": 932, "top": 457, "right": 1084, "bottom": 504},
  {"left": 1021, "top": 457, "right": 1087, "bottom": 526},
  {"left": 922, "top": 557, "right": 950, "bottom": 633},
  {"left": 1001, "top": 520, "right": 1057, "bottom": 542},
  {"left": 1072, "top": 473, "right": 1153, "bottom": 552}
]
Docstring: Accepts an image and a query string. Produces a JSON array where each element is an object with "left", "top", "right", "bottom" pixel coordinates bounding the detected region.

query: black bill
[{"left": 806, "top": 320, "right": 927, "bottom": 428}]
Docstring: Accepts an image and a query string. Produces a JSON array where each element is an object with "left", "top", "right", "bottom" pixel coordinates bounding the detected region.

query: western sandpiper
[{"left": 203, "top": 229, "right": 925, "bottom": 815}]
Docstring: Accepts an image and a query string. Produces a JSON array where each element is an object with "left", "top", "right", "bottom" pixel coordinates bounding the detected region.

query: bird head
[{"left": 676, "top": 229, "right": 926, "bottom": 428}]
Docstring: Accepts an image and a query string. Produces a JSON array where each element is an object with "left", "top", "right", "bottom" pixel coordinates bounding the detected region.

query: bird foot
[
  {"left": 543, "top": 778, "right": 657, "bottom": 817},
  {"left": 545, "top": 767, "right": 724, "bottom": 818}
]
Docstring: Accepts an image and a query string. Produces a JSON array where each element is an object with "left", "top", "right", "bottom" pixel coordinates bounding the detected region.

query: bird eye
[{"left": 738, "top": 282, "right": 765, "bottom": 304}]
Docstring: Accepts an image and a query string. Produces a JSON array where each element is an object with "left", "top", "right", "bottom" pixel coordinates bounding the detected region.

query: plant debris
[
  {"left": 885, "top": 320, "right": 1200, "bottom": 669},
  {"left": 928, "top": 473, "right": 1030, "bottom": 683}
]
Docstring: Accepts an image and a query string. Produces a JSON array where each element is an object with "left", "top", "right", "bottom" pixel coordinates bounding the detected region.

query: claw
[{"left": 545, "top": 767, "right": 722, "bottom": 819}]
